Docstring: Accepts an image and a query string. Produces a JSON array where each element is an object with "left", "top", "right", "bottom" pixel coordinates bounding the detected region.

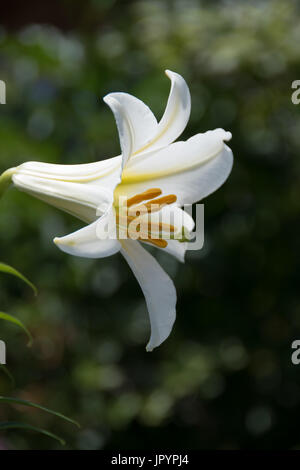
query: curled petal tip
[
  {"left": 103, "top": 94, "right": 110, "bottom": 104},
  {"left": 224, "top": 131, "right": 232, "bottom": 141},
  {"left": 165, "top": 69, "right": 179, "bottom": 80},
  {"left": 103, "top": 95, "right": 114, "bottom": 110},
  {"left": 103, "top": 94, "right": 116, "bottom": 106},
  {"left": 53, "top": 236, "right": 74, "bottom": 247},
  {"left": 165, "top": 69, "right": 175, "bottom": 75}
]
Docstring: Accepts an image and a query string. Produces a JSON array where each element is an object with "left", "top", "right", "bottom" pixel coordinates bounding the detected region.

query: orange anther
[
  {"left": 127, "top": 188, "right": 162, "bottom": 207},
  {"left": 158, "top": 222, "right": 175, "bottom": 232},
  {"left": 136, "top": 194, "right": 177, "bottom": 214},
  {"left": 140, "top": 238, "right": 168, "bottom": 248},
  {"left": 115, "top": 190, "right": 177, "bottom": 249}
]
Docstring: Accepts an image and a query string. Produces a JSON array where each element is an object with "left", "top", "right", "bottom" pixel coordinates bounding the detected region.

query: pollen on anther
[
  {"left": 127, "top": 188, "right": 162, "bottom": 207},
  {"left": 141, "top": 238, "right": 168, "bottom": 248},
  {"left": 143, "top": 194, "right": 177, "bottom": 213}
]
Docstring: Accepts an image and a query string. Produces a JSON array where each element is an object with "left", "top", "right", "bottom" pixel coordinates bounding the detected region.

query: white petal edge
[
  {"left": 54, "top": 210, "right": 121, "bottom": 259},
  {"left": 103, "top": 92, "right": 158, "bottom": 168},
  {"left": 141, "top": 239, "right": 188, "bottom": 263},
  {"left": 133, "top": 205, "right": 195, "bottom": 244},
  {"left": 117, "top": 130, "right": 233, "bottom": 206},
  {"left": 12, "top": 173, "right": 114, "bottom": 224},
  {"left": 120, "top": 239, "right": 177, "bottom": 351},
  {"left": 133, "top": 70, "right": 191, "bottom": 155},
  {"left": 147, "top": 205, "right": 195, "bottom": 237},
  {"left": 14, "top": 156, "right": 122, "bottom": 186}
]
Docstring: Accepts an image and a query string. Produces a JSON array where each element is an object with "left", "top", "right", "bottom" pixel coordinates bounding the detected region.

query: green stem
[{"left": 0, "top": 168, "right": 16, "bottom": 199}]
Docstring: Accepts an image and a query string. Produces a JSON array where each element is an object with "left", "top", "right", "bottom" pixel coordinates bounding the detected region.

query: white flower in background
[{"left": 0, "top": 70, "right": 233, "bottom": 351}]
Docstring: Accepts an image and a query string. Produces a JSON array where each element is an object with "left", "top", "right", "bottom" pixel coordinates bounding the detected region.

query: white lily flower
[{"left": 0, "top": 70, "right": 233, "bottom": 351}]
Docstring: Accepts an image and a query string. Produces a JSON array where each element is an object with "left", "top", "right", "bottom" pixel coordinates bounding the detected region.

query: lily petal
[
  {"left": 120, "top": 239, "right": 176, "bottom": 351},
  {"left": 134, "top": 70, "right": 191, "bottom": 154},
  {"left": 12, "top": 173, "right": 114, "bottom": 223},
  {"left": 141, "top": 239, "right": 188, "bottom": 263},
  {"left": 133, "top": 205, "right": 194, "bottom": 243},
  {"left": 148, "top": 205, "right": 195, "bottom": 238},
  {"left": 54, "top": 209, "right": 121, "bottom": 258},
  {"left": 103, "top": 92, "right": 158, "bottom": 168},
  {"left": 139, "top": 205, "right": 194, "bottom": 262},
  {"left": 117, "top": 129, "right": 233, "bottom": 205},
  {"left": 14, "top": 157, "right": 121, "bottom": 186}
]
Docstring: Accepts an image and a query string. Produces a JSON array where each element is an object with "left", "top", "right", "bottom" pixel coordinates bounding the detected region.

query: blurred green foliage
[{"left": 0, "top": 0, "right": 300, "bottom": 450}]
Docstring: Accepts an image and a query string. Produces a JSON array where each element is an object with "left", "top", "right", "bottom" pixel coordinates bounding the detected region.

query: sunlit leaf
[
  {"left": 0, "top": 396, "right": 80, "bottom": 428},
  {"left": 0, "top": 421, "right": 65, "bottom": 445},
  {"left": 0, "top": 262, "right": 37, "bottom": 296},
  {"left": 0, "top": 312, "right": 32, "bottom": 346}
]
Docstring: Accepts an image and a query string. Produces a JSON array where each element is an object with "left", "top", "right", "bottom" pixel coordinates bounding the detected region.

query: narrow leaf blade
[
  {"left": 0, "top": 312, "right": 32, "bottom": 346},
  {"left": 0, "top": 421, "right": 65, "bottom": 445},
  {"left": 0, "top": 396, "right": 80, "bottom": 428},
  {"left": 0, "top": 262, "right": 37, "bottom": 296}
]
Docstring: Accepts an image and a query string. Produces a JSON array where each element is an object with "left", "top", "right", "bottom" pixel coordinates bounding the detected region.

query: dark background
[{"left": 0, "top": 0, "right": 300, "bottom": 450}]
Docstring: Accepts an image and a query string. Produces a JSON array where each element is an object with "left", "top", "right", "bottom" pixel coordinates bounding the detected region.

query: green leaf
[
  {"left": 0, "top": 262, "right": 37, "bottom": 296},
  {"left": 0, "top": 396, "right": 80, "bottom": 428},
  {"left": 0, "top": 421, "right": 65, "bottom": 445},
  {"left": 0, "top": 312, "right": 33, "bottom": 346}
]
